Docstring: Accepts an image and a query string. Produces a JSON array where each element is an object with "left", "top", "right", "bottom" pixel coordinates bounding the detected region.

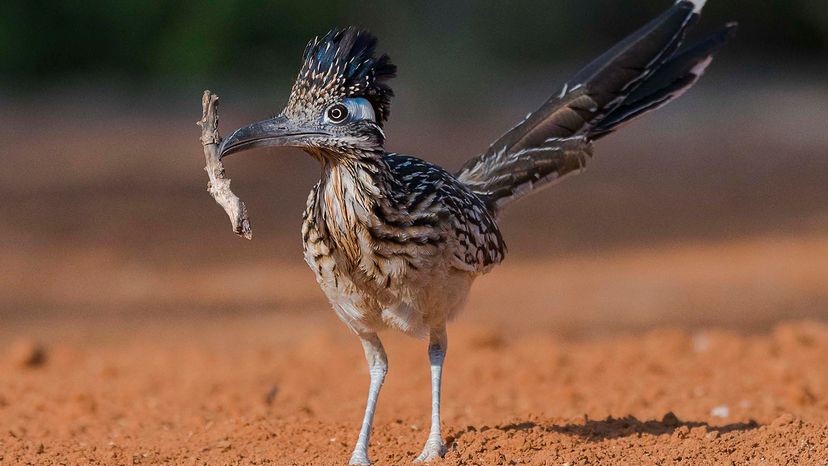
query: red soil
[{"left": 1, "top": 311, "right": 827, "bottom": 465}]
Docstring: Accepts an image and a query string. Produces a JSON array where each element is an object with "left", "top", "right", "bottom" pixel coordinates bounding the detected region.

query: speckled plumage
[
  {"left": 301, "top": 153, "right": 505, "bottom": 337},
  {"left": 285, "top": 28, "right": 396, "bottom": 126},
  {"left": 219, "top": 4, "right": 734, "bottom": 463}
]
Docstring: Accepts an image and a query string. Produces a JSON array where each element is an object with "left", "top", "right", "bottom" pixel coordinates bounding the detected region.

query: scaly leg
[
  {"left": 415, "top": 326, "right": 448, "bottom": 462},
  {"left": 349, "top": 333, "right": 388, "bottom": 465}
]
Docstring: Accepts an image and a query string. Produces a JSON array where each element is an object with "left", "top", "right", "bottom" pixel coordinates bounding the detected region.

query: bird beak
[{"left": 219, "top": 115, "right": 327, "bottom": 158}]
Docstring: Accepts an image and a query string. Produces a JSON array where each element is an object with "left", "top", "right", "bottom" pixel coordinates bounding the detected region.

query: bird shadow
[{"left": 446, "top": 412, "right": 760, "bottom": 446}]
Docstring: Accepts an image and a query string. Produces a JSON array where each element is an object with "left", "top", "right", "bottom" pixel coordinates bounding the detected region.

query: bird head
[{"left": 220, "top": 28, "right": 396, "bottom": 161}]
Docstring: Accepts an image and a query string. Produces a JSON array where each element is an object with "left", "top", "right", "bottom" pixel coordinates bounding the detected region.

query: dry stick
[{"left": 197, "top": 90, "right": 253, "bottom": 240}]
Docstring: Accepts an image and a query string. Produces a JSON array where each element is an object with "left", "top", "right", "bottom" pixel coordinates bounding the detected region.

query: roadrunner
[{"left": 219, "top": 1, "right": 734, "bottom": 463}]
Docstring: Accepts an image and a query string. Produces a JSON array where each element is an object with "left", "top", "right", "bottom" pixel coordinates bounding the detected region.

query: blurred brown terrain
[{"left": 1, "top": 74, "right": 826, "bottom": 332}]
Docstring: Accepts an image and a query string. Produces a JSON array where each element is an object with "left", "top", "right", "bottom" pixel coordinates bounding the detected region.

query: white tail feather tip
[
  {"left": 678, "top": 0, "right": 706, "bottom": 14},
  {"left": 690, "top": 56, "right": 714, "bottom": 76}
]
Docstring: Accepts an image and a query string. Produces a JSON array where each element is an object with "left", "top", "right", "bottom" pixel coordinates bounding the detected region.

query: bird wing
[{"left": 381, "top": 154, "right": 507, "bottom": 273}]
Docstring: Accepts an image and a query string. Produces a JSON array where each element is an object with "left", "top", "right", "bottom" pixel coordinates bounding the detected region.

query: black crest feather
[{"left": 289, "top": 27, "right": 396, "bottom": 126}]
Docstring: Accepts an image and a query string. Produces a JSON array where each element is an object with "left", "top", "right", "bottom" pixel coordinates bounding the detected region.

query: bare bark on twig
[{"left": 197, "top": 90, "right": 253, "bottom": 240}]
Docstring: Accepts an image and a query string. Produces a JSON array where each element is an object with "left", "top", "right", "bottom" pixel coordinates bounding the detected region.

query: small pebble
[
  {"left": 710, "top": 405, "right": 730, "bottom": 418},
  {"left": 8, "top": 339, "right": 47, "bottom": 368}
]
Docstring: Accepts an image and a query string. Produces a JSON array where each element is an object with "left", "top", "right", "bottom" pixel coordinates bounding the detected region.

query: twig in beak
[{"left": 198, "top": 90, "right": 253, "bottom": 240}]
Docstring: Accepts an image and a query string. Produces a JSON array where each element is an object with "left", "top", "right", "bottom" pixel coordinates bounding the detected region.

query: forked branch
[{"left": 197, "top": 90, "right": 253, "bottom": 240}]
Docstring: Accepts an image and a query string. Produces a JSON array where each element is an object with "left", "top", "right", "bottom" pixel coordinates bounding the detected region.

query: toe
[{"left": 413, "top": 440, "right": 447, "bottom": 463}]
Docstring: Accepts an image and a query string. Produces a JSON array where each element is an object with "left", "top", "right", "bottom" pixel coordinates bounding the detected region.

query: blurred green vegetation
[{"left": 0, "top": 0, "right": 826, "bottom": 90}]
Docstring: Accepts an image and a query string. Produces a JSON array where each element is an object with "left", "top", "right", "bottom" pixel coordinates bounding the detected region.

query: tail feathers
[
  {"left": 564, "top": 0, "right": 700, "bottom": 112},
  {"left": 510, "top": 0, "right": 700, "bottom": 152},
  {"left": 464, "top": 136, "right": 593, "bottom": 211},
  {"left": 590, "top": 23, "right": 738, "bottom": 139},
  {"left": 458, "top": 0, "right": 734, "bottom": 211}
]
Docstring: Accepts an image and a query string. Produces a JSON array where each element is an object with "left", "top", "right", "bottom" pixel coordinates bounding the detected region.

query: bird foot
[
  {"left": 349, "top": 449, "right": 372, "bottom": 465},
  {"left": 413, "top": 437, "right": 447, "bottom": 463}
]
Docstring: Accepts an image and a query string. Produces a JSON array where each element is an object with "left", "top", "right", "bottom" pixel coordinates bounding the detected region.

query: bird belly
[
  {"left": 304, "top": 235, "right": 475, "bottom": 337},
  {"left": 303, "top": 236, "right": 382, "bottom": 335}
]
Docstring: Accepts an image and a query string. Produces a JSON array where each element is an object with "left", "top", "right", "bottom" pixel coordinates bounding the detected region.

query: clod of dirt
[
  {"left": 264, "top": 385, "right": 279, "bottom": 406},
  {"left": 771, "top": 413, "right": 798, "bottom": 428},
  {"left": 7, "top": 339, "right": 47, "bottom": 369},
  {"left": 215, "top": 439, "right": 232, "bottom": 452}
]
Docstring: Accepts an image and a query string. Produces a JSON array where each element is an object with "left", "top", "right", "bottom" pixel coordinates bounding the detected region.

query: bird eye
[
  {"left": 327, "top": 104, "right": 349, "bottom": 124},
  {"left": 325, "top": 98, "right": 375, "bottom": 125}
]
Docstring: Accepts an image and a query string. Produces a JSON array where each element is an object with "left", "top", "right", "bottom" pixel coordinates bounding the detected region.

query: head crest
[{"left": 287, "top": 28, "right": 396, "bottom": 126}]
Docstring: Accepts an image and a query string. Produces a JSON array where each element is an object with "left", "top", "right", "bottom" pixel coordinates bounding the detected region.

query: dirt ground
[
  {"left": 2, "top": 235, "right": 828, "bottom": 465},
  {"left": 1, "top": 315, "right": 827, "bottom": 465}
]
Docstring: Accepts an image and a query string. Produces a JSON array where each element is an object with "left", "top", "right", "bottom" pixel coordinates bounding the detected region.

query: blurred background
[{"left": 1, "top": 0, "right": 827, "bottom": 339}]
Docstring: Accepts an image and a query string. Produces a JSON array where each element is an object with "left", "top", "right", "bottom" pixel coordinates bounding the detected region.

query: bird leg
[
  {"left": 349, "top": 333, "right": 388, "bottom": 465},
  {"left": 415, "top": 326, "right": 448, "bottom": 462}
]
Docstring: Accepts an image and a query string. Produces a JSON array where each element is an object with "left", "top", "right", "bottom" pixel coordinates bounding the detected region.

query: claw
[
  {"left": 413, "top": 438, "right": 447, "bottom": 463},
  {"left": 349, "top": 452, "right": 372, "bottom": 465}
]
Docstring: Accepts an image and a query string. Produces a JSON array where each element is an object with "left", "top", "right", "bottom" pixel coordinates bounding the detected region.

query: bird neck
[
  {"left": 320, "top": 154, "right": 390, "bottom": 200},
  {"left": 310, "top": 150, "right": 396, "bottom": 263},
  {"left": 310, "top": 146, "right": 387, "bottom": 186}
]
